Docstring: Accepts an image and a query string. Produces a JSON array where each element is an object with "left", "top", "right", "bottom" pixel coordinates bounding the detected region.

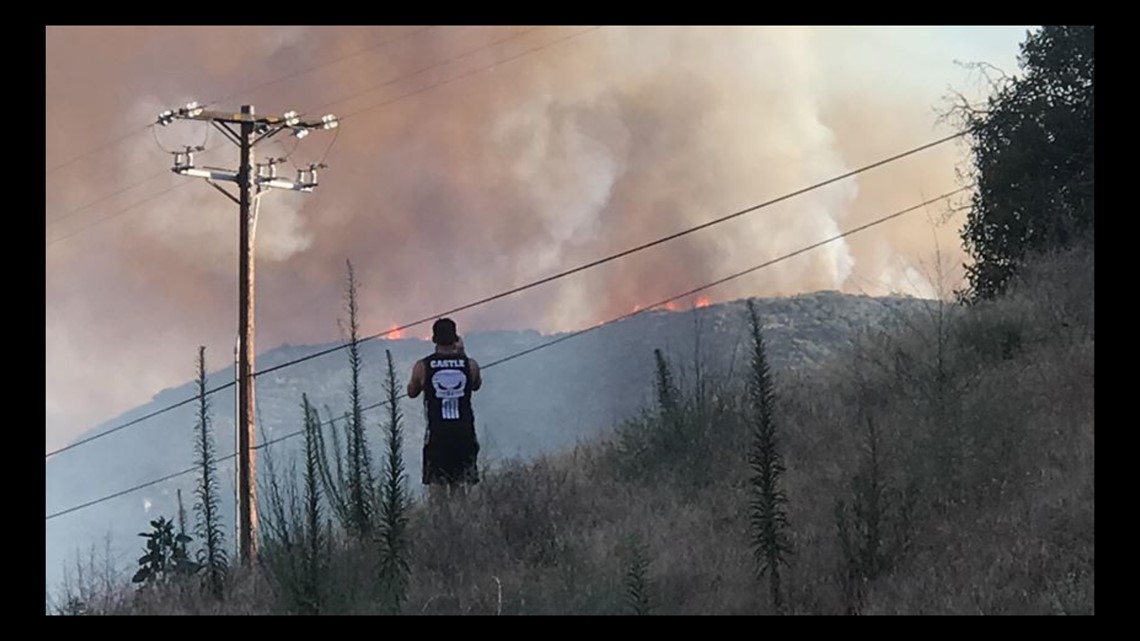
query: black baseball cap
[{"left": 432, "top": 318, "right": 458, "bottom": 345}]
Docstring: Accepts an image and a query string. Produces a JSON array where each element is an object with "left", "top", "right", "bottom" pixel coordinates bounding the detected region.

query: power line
[
  {"left": 472, "top": 190, "right": 970, "bottom": 372},
  {"left": 46, "top": 180, "right": 196, "bottom": 248},
  {"left": 45, "top": 187, "right": 966, "bottom": 522},
  {"left": 43, "top": 131, "right": 965, "bottom": 457},
  {"left": 250, "top": 131, "right": 966, "bottom": 380},
  {"left": 45, "top": 452, "right": 237, "bottom": 522},
  {"left": 45, "top": 126, "right": 154, "bottom": 176},
  {"left": 45, "top": 26, "right": 435, "bottom": 178},
  {"left": 202, "top": 26, "right": 435, "bottom": 110},
  {"left": 46, "top": 376, "right": 238, "bottom": 459},
  {"left": 47, "top": 167, "right": 171, "bottom": 229},
  {"left": 44, "top": 26, "right": 562, "bottom": 246},
  {"left": 315, "top": 126, "right": 341, "bottom": 167},
  {"left": 336, "top": 26, "right": 599, "bottom": 122},
  {"left": 307, "top": 26, "right": 541, "bottom": 117},
  {"left": 149, "top": 120, "right": 210, "bottom": 157},
  {"left": 46, "top": 138, "right": 230, "bottom": 231}
]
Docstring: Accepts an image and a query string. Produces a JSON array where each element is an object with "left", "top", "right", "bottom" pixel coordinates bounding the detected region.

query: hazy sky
[{"left": 45, "top": 25, "right": 1033, "bottom": 453}]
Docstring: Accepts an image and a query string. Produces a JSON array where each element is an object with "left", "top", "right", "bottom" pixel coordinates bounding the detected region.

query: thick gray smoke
[{"left": 46, "top": 26, "right": 1025, "bottom": 451}]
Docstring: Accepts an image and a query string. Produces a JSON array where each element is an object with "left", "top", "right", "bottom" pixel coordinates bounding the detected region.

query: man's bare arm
[
  {"left": 407, "top": 360, "right": 425, "bottom": 398},
  {"left": 468, "top": 358, "right": 482, "bottom": 392}
]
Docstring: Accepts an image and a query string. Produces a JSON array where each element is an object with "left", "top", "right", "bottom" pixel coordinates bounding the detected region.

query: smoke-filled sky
[{"left": 46, "top": 25, "right": 1032, "bottom": 453}]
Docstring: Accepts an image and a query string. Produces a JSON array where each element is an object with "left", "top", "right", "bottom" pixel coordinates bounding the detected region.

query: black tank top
[{"left": 422, "top": 352, "right": 474, "bottom": 428}]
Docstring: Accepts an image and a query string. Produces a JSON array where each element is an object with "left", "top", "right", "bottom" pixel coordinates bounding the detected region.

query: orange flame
[
  {"left": 389, "top": 324, "right": 405, "bottom": 339},
  {"left": 663, "top": 301, "right": 679, "bottom": 312},
  {"left": 696, "top": 296, "right": 711, "bottom": 309}
]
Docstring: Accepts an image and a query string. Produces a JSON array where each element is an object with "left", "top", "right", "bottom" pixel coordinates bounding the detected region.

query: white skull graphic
[
  {"left": 432, "top": 369, "right": 467, "bottom": 398},
  {"left": 432, "top": 369, "right": 467, "bottom": 420}
]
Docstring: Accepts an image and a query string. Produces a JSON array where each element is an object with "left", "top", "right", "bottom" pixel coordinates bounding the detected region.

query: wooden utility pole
[{"left": 158, "top": 101, "right": 337, "bottom": 565}]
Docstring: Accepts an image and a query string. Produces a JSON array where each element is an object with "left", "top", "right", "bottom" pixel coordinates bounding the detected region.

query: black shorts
[{"left": 423, "top": 422, "right": 479, "bottom": 485}]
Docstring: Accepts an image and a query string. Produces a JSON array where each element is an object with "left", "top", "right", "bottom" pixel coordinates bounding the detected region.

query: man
[{"left": 408, "top": 318, "right": 482, "bottom": 500}]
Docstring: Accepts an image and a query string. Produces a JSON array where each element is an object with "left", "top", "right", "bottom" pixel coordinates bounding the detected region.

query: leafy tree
[{"left": 954, "top": 26, "right": 1094, "bottom": 301}]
